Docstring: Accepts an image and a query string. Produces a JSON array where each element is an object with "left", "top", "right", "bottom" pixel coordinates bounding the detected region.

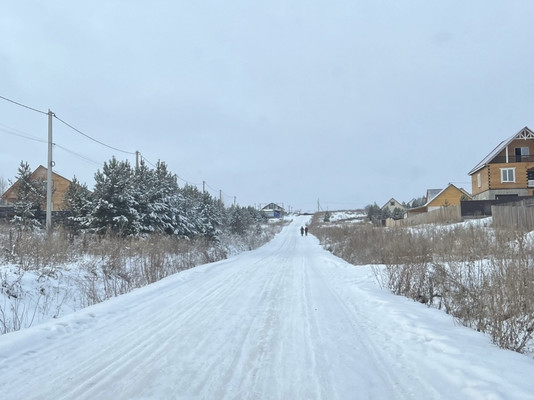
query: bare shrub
[
  {"left": 0, "top": 217, "right": 285, "bottom": 334},
  {"left": 312, "top": 216, "right": 534, "bottom": 354}
]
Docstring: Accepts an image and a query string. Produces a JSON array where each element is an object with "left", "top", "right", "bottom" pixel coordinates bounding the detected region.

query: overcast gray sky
[{"left": 2, "top": 1, "right": 534, "bottom": 212}]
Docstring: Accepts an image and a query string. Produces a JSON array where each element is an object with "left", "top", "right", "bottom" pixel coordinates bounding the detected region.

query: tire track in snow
[
  {"left": 307, "top": 257, "right": 441, "bottom": 399},
  {"left": 1, "top": 245, "right": 283, "bottom": 399}
]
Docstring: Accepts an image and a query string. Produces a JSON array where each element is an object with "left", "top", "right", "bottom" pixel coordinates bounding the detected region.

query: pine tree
[
  {"left": 63, "top": 176, "right": 91, "bottom": 235},
  {"left": 365, "top": 203, "right": 382, "bottom": 222},
  {"left": 392, "top": 207, "right": 406, "bottom": 220},
  {"left": 133, "top": 159, "right": 155, "bottom": 233},
  {"left": 381, "top": 207, "right": 392, "bottom": 220},
  {"left": 11, "top": 161, "right": 45, "bottom": 230},
  {"left": 134, "top": 160, "right": 181, "bottom": 234},
  {"left": 226, "top": 205, "right": 262, "bottom": 236},
  {"left": 89, "top": 157, "right": 139, "bottom": 236},
  {"left": 197, "top": 190, "right": 222, "bottom": 240},
  {"left": 176, "top": 184, "right": 206, "bottom": 237}
]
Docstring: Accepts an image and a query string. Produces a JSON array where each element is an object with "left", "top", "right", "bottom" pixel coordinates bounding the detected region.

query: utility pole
[
  {"left": 234, "top": 196, "right": 236, "bottom": 206},
  {"left": 46, "top": 110, "right": 53, "bottom": 234},
  {"left": 135, "top": 151, "right": 140, "bottom": 170},
  {"left": 203, "top": 181, "right": 206, "bottom": 193}
]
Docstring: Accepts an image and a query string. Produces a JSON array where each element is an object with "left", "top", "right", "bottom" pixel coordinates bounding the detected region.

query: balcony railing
[{"left": 491, "top": 155, "right": 534, "bottom": 163}]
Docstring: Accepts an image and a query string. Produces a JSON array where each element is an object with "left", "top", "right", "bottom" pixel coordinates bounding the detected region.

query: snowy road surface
[{"left": 2, "top": 216, "right": 534, "bottom": 399}]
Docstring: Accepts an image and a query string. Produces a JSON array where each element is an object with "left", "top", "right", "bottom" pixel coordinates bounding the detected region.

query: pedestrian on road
[
  {"left": 300, "top": 226, "right": 304, "bottom": 236},
  {"left": 305, "top": 226, "right": 309, "bottom": 236}
]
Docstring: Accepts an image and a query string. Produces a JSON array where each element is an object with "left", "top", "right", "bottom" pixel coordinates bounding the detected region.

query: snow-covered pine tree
[
  {"left": 11, "top": 161, "right": 45, "bottom": 231},
  {"left": 133, "top": 159, "right": 155, "bottom": 233},
  {"left": 63, "top": 176, "right": 92, "bottom": 236},
  {"left": 135, "top": 160, "right": 181, "bottom": 234},
  {"left": 152, "top": 161, "right": 182, "bottom": 234},
  {"left": 89, "top": 157, "right": 140, "bottom": 236},
  {"left": 196, "top": 190, "right": 223, "bottom": 240},
  {"left": 226, "top": 205, "right": 260, "bottom": 236},
  {"left": 175, "top": 184, "right": 205, "bottom": 237}
]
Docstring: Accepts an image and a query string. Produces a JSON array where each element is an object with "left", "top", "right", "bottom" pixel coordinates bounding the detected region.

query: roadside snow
[{"left": 1, "top": 216, "right": 534, "bottom": 399}]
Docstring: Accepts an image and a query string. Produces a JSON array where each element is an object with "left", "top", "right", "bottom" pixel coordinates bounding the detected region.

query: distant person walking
[
  {"left": 300, "top": 226, "right": 304, "bottom": 236},
  {"left": 305, "top": 226, "right": 308, "bottom": 236}
]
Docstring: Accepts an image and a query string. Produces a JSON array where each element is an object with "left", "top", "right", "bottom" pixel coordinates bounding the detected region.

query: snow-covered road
[{"left": 2, "top": 216, "right": 534, "bottom": 399}]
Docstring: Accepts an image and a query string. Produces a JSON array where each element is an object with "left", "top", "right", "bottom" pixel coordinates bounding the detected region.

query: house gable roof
[
  {"left": 381, "top": 198, "right": 404, "bottom": 210},
  {"left": 469, "top": 126, "right": 534, "bottom": 175},
  {"left": 408, "top": 184, "right": 472, "bottom": 214},
  {"left": 426, "top": 189, "right": 442, "bottom": 203},
  {"left": 262, "top": 203, "right": 284, "bottom": 211},
  {"left": 1, "top": 165, "right": 73, "bottom": 210},
  {"left": 426, "top": 183, "right": 472, "bottom": 207}
]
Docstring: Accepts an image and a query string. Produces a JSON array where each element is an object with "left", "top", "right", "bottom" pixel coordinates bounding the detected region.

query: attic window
[
  {"left": 477, "top": 173, "right": 481, "bottom": 188},
  {"left": 501, "top": 168, "right": 515, "bottom": 183},
  {"left": 390, "top": 201, "right": 395, "bottom": 206}
]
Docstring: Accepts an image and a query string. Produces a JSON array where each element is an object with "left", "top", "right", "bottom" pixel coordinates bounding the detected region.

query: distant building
[
  {"left": 407, "top": 184, "right": 472, "bottom": 217},
  {"left": 261, "top": 203, "right": 285, "bottom": 218},
  {"left": 381, "top": 198, "right": 405, "bottom": 214},
  {"left": 1, "top": 165, "right": 72, "bottom": 211}
]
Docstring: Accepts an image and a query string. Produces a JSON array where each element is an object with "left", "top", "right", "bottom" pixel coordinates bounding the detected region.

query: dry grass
[
  {"left": 0, "top": 219, "right": 287, "bottom": 333},
  {"left": 311, "top": 213, "right": 534, "bottom": 354}
]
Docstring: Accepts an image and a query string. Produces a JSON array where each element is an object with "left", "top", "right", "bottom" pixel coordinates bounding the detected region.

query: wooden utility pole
[{"left": 46, "top": 110, "right": 53, "bottom": 234}]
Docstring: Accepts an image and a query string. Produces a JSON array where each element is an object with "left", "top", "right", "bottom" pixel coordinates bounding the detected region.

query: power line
[
  {"left": 177, "top": 175, "right": 200, "bottom": 187},
  {"left": 0, "top": 123, "right": 47, "bottom": 144},
  {"left": 55, "top": 144, "right": 102, "bottom": 166},
  {"left": 0, "top": 95, "right": 48, "bottom": 115},
  {"left": 53, "top": 114, "right": 136, "bottom": 155},
  {"left": 1, "top": 95, "right": 241, "bottom": 203},
  {"left": 205, "top": 181, "right": 218, "bottom": 193},
  {"left": 139, "top": 154, "right": 157, "bottom": 168}
]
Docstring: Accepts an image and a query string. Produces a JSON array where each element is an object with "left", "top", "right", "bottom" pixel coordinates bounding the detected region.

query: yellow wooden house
[
  {"left": 1, "top": 165, "right": 72, "bottom": 211},
  {"left": 407, "top": 184, "right": 472, "bottom": 217}
]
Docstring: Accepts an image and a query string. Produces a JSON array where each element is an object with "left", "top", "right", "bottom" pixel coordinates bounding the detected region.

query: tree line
[{"left": 9, "top": 158, "right": 265, "bottom": 238}]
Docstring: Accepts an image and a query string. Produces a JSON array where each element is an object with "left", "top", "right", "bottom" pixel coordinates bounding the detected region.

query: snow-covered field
[
  {"left": 326, "top": 210, "right": 367, "bottom": 223},
  {"left": 1, "top": 215, "right": 534, "bottom": 399}
]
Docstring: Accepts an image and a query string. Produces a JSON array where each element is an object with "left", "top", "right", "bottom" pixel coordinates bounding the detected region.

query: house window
[
  {"left": 477, "top": 173, "right": 481, "bottom": 188},
  {"left": 390, "top": 201, "right": 395, "bottom": 206},
  {"left": 501, "top": 168, "right": 515, "bottom": 183}
]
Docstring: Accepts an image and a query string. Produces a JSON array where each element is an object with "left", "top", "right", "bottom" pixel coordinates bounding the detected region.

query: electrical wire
[
  {"left": 1, "top": 95, "right": 240, "bottom": 202},
  {"left": 139, "top": 154, "right": 157, "bottom": 169},
  {"left": 0, "top": 95, "right": 48, "bottom": 115},
  {"left": 54, "top": 144, "right": 102, "bottom": 166},
  {"left": 53, "top": 114, "right": 136, "bottom": 155},
  {"left": 0, "top": 124, "right": 47, "bottom": 144},
  {"left": 177, "top": 175, "right": 200, "bottom": 187}
]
